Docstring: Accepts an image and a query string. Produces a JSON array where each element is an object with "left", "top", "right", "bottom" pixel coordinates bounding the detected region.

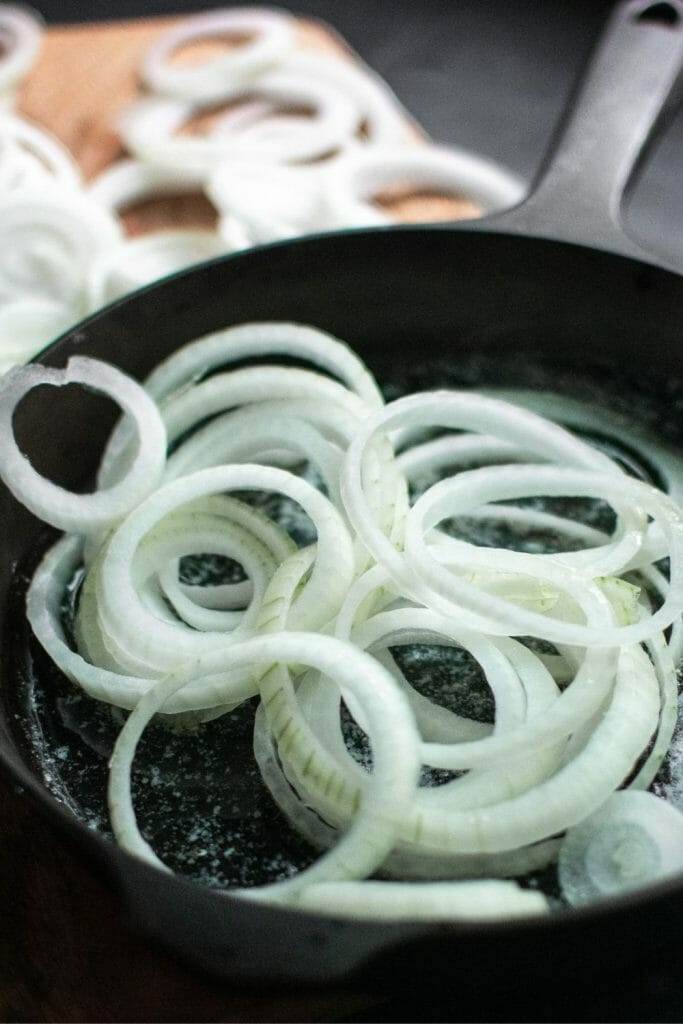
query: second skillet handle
[{"left": 487, "top": 0, "right": 683, "bottom": 262}]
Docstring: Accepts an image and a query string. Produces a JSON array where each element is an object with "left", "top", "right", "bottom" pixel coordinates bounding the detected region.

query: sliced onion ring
[
  {"left": 0, "top": 4, "right": 43, "bottom": 97},
  {"left": 108, "top": 631, "right": 421, "bottom": 900},
  {"left": 0, "top": 356, "right": 166, "bottom": 532},
  {"left": 559, "top": 791, "right": 683, "bottom": 905},
  {"left": 322, "top": 144, "right": 525, "bottom": 226},
  {"left": 142, "top": 7, "right": 296, "bottom": 101}
]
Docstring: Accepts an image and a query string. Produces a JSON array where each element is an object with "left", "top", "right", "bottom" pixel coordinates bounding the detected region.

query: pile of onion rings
[
  {"left": 2, "top": 321, "right": 683, "bottom": 920},
  {"left": 0, "top": 5, "right": 524, "bottom": 375}
]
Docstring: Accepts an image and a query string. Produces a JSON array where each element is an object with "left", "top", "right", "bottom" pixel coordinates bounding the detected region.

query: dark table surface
[{"left": 6, "top": 2, "right": 683, "bottom": 1021}]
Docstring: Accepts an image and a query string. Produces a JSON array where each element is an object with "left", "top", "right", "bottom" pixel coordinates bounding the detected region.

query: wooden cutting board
[
  {"left": 1, "top": 13, "right": 481, "bottom": 1023},
  {"left": 15, "top": 14, "right": 479, "bottom": 236}
]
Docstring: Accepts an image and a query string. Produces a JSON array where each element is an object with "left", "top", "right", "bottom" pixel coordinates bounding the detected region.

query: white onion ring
[
  {"left": 559, "top": 791, "right": 683, "bottom": 905},
  {"left": 93, "top": 464, "right": 354, "bottom": 674},
  {"left": 86, "top": 229, "right": 226, "bottom": 310},
  {"left": 108, "top": 631, "right": 421, "bottom": 901},
  {"left": 88, "top": 157, "right": 204, "bottom": 210},
  {"left": 484, "top": 387, "right": 683, "bottom": 504},
  {"left": 405, "top": 464, "right": 683, "bottom": 647},
  {"left": 341, "top": 392, "right": 650, "bottom": 639},
  {"left": 27, "top": 533, "right": 252, "bottom": 713},
  {"left": 296, "top": 879, "right": 547, "bottom": 920},
  {"left": 322, "top": 144, "right": 525, "bottom": 226},
  {"left": 0, "top": 114, "right": 81, "bottom": 189},
  {"left": 0, "top": 4, "right": 42, "bottom": 97},
  {"left": 120, "top": 72, "right": 359, "bottom": 170},
  {"left": 279, "top": 50, "right": 416, "bottom": 145},
  {"left": 207, "top": 159, "right": 322, "bottom": 243},
  {"left": 253, "top": 706, "right": 560, "bottom": 881},
  {"left": 98, "top": 322, "right": 382, "bottom": 492},
  {"left": 0, "top": 186, "right": 122, "bottom": 309},
  {"left": 0, "top": 356, "right": 166, "bottom": 532},
  {"left": 142, "top": 7, "right": 296, "bottom": 101},
  {"left": 0, "top": 296, "right": 73, "bottom": 374}
]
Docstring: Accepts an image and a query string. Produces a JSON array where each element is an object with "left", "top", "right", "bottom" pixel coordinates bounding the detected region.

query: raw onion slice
[
  {"left": 0, "top": 296, "right": 73, "bottom": 374},
  {"left": 26, "top": 533, "right": 256, "bottom": 713},
  {"left": 142, "top": 321, "right": 384, "bottom": 407},
  {"left": 559, "top": 791, "right": 683, "bottom": 905},
  {"left": 485, "top": 387, "right": 683, "bottom": 503},
  {"left": 0, "top": 356, "right": 166, "bottom": 532},
  {"left": 254, "top": 706, "right": 561, "bottom": 880},
  {"left": 208, "top": 158, "right": 322, "bottom": 243},
  {"left": 163, "top": 405, "right": 343, "bottom": 507},
  {"left": 290, "top": 642, "right": 658, "bottom": 855},
  {"left": 322, "top": 144, "right": 525, "bottom": 227},
  {"left": 114, "top": 508, "right": 278, "bottom": 639},
  {"left": 141, "top": 7, "right": 296, "bottom": 101},
  {"left": 97, "top": 321, "right": 382, "bottom": 491},
  {"left": 256, "top": 550, "right": 563, "bottom": 852},
  {"left": 108, "top": 631, "right": 421, "bottom": 898},
  {"left": 94, "top": 464, "right": 354, "bottom": 672},
  {"left": 120, "top": 71, "right": 359, "bottom": 169},
  {"left": 0, "top": 113, "right": 81, "bottom": 189},
  {"left": 341, "top": 393, "right": 669, "bottom": 645},
  {"left": 405, "top": 464, "right": 683, "bottom": 647},
  {"left": 0, "top": 186, "right": 122, "bottom": 309},
  {"left": 295, "top": 879, "right": 548, "bottom": 920},
  {"left": 86, "top": 229, "right": 226, "bottom": 310},
  {"left": 88, "top": 157, "right": 204, "bottom": 210},
  {"left": 279, "top": 50, "right": 416, "bottom": 145},
  {"left": 100, "top": 365, "right": 369, "bottom": 493},
  {"left": 162, "top": 493, "right": 295, "bottom": 626},
  {"left": 0, "top": 4, "right": 42, "bottom": 98}
]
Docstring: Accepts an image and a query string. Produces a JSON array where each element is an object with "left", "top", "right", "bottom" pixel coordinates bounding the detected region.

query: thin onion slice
[
  {"left": 0, "top": 356, "right": 166, "bottom": 532},
  {"left": 108, "top": 631, "right": 421, "bottom": 899},
  {"left": 0, "top": 5, "right": 42, "bottom": 98},
  {"left": 86, "top": 229, "right": 226, "bottom": 310},
  {"left": 295, "top": 879, "right": 548, "bottom": 920},
  {"left": 119, "top": 72, "right": 359, "bottom": 170},
  {"left": 141, "top": 7, "right": 296, "bottom": 101},
  {"left": 559, "top": 791, "right": 683, "bottom": 905},
  {"left": 0, "top": 113, "right": 80, "bottom": 189},
  {"left": 0, "top": 297, "right": 74, "bottom": 374},
  {"left": 88, "top": 157, "right": 204, "bottom": 210},
  {"left": 322, "top": 144, "right": 525, "bottom": 227},
  {"left": 0, "top": 186, "right": 122, "bottom": 309}
]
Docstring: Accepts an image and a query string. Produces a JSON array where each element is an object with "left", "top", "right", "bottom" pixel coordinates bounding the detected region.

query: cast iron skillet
[{"left": 2, "top": 0, "right": 683, "bottom": 993}]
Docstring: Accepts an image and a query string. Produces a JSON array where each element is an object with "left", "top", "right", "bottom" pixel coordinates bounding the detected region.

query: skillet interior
[{"left": 3, "top": 225, "right": 683, "bottom": 986}]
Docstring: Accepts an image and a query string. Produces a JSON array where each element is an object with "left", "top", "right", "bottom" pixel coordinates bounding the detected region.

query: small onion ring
[
  {"left": 120, "top": 72, "right": 359, "bottom": 169},
  {"left": 322, "top": 144, "right": 525, "bottom": 226},
  {"left": 86, "top": 229, "right": 226, "bottom": 310},
  {"left": 0, "top": 4, "right": 42, "bottom": 97},
  {"left": 94, "top": 464, "right": 354, "bottom": 673},
  {"left": 142, "top": 7, "right": 296, "bottom": 101},
  {"left": 88, "top": 157, "right": 204, "bottom": 211},
  {"left": 0, "top": 113, "right": 81, "bottom": 189},
  {"left": 108, "top": 631, "right": 421, "bottom": 900},
  {"left": 559, "top": 790, "right": 683, "bottom": 905},
  {"left": 0, "top": 356, "right": 166, "bottom": 532}
]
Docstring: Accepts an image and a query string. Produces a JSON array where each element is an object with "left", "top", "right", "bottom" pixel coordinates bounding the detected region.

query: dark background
[
  {"left": 13, "top": 2, "right": 683, "bottom": 1021},
  {"left": 28, "top": 0, "right": 683, "bottom": 268}
]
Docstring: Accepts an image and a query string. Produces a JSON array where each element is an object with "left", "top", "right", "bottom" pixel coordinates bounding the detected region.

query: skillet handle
[{"left": 483, "top": 0, "right": 683, "bottom": 262}]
